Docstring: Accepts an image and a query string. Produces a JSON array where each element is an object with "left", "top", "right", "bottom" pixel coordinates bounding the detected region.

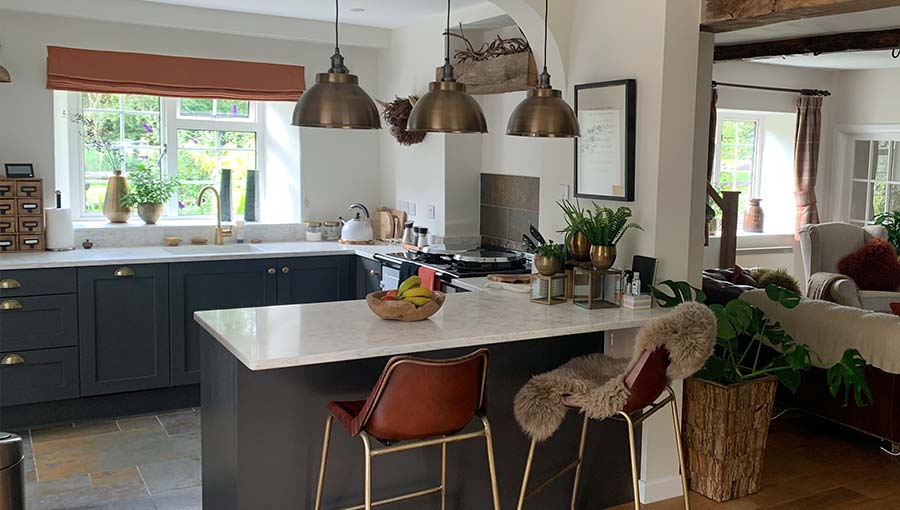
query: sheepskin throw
[{"left": 514, "top": 302, "right": 716, "bottom": 442}]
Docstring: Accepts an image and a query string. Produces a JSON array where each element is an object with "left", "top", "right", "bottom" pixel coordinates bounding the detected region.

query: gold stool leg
[
  {"left": 571, "top": 413, "right": 590, "bottom": 510},
  {"left": 670, "top": 394, "right": 691, "bottom": 510},
  {"left": 481, "top": 416, "right": 502, "bottom": 510},
  {"left": 619, "top": 412, "right": 641, "bottom": 510},
  {"left": 517, "top": 438, "right": 537, "bottom": 510},
  {"left": 361, "top": 433, "right": 373, "bottom": 510},
  {"left": 315, "top": 415, "right": 334, "bottom": 510},
  {"left": 441, "top": 442, "right": 448, "bottom": 510}
]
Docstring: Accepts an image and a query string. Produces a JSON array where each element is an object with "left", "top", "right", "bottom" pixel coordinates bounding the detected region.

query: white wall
[
  {"left": 834, "top": 68, "right": 900, "bottom": 125},
  {"left": 0, "top": 9, "right": 382, "bottom": 222}
]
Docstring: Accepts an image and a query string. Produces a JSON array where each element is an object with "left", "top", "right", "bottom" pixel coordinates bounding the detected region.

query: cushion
[
  {"left": 730, "top": 265, "right": 758, "bottom": 287},
  {"left": 891, "top": 303, "right": 900, "bottom": 316},
  {"left": 838, "top": 239, "right": 900, "bottom": 292}
]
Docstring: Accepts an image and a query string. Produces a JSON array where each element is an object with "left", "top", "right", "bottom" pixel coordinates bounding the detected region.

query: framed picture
[
  {"left": 5, "top": 163, "right": 35, "bottom": 179},
  {"left": 574, "top": 79, "right": 636, "bottom": 201}
]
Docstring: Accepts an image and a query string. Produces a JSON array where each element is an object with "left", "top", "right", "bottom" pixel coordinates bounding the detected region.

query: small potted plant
[
  {"left": 533, "top": 240, "right": 564, "bottom": 276},
  {"left": 120, "top": 164, "right": 180, "bottom": 225},
  {"left": 583, "top": 205, "right": 642, "bottom": 270},
  {"left": 874, "top": 210, "right": 900, "bottom": 257},
  {"left": 558, "top": 199, "right": 591, "bottom": 262}
]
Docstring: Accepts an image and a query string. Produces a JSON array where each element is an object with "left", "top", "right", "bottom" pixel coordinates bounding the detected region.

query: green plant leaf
[
  {"left": 650, "top": 280, "right": 705, "bottom": 308},
  {"left": 826, "top": 349, "right": 873, "bottom": 407},
  {"left": 765, "top": 284, "right": 801, "bottom": 309},
  {"left": 723, "top": 299, "right": 754, "bottom": 334},
  {"left": 696, "top": 356, "right": 726, "bottom": 383},
  {"left": 776, "top": 366, "right": 802, "bottom": 393}
]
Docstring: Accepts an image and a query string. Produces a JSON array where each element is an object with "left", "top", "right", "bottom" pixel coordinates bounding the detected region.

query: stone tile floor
[{"left": 13, "top": 408, "right": 201, "bottom": 510}]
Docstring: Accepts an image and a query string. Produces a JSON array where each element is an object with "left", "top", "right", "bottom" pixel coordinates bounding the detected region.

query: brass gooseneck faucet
[{"left": 197, "top": 186, "right": 232, "bottom": 245}]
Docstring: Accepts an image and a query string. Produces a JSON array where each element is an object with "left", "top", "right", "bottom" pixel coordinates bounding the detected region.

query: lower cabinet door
[
  {"left": 277, "top": 256, "right": 354, "bottom": 305},
  {"left": 0, "top": 347, "right": 79, "bottom": 406},
  {"left": 170, "top": 260, "right": 278, "bottom": 385},
  {"left": 78, "top": 264, "right": 170, "bottom": 396}
]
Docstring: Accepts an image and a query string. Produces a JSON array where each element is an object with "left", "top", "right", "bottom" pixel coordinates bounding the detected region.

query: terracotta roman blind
[{"left": 46, "top": 46, "right": 305, "bottom": 101}]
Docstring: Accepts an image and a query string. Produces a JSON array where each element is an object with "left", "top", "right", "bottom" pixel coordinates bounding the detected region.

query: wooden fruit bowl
[{"left": 366, "top": 290, "right": 446, "bottom": 322}]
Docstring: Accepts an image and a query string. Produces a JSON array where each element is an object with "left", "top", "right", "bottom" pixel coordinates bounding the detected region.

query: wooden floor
[{"left": 608, "top": 411, "right": 900, "bottom": 510}]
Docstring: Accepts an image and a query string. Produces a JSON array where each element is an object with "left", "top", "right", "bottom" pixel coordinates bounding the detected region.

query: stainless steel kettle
[{"left": 339, "top": 203, "right": 374, "bottom": 243}]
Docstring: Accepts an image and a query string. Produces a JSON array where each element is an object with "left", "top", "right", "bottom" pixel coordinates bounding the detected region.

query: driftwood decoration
[
  {"left": 436, "top": 28, "right": 538, "bottom": 95},
  {"left": 377, "top": 96, "right": 426, "bottom": 146}
]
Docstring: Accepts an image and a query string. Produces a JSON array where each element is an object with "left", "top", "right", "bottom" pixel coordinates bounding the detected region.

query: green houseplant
[
  {"left": 652, "top": 281, "right": 870, "bottom": 502},
  {"left": 533, "top": 241, "right": 564, "bottom": 276},
  {"left": 120, "top": 165, "right": 180, "bottom": 225},
  {"left": 558, "top": 199, "right": 591, "bottom": 262},
  {"left": 874, "top": 210, "right": 900, "bottom": 254},
  {"left": 583, "top": 205, "right": 642, "bottom": 270}
]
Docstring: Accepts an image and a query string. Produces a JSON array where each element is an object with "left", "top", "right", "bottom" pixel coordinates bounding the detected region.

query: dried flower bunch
[
  {"left": 63, "top": 111, "right": 124, "bottom": 171},
  {"left": 378, "top": 96, "right": 426, "bottom": 146}
]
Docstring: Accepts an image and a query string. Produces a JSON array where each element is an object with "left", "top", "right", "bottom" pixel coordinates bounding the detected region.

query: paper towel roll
[{"left": 45, "top": 208, "right": 75, "bottom": 251}]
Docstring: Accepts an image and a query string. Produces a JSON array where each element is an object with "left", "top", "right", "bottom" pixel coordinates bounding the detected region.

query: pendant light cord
[
  {"left": 439, "top": 0, "right": 455, "bottom": 81},
  {"left": 335, "top": 0, "right": 340, "bottom": 53},
  {"left": 543, "top": 0, "right": 548, "bottom": 73},
  {"left": 329, "top": 0, "right": 348, "bottom": 73}
]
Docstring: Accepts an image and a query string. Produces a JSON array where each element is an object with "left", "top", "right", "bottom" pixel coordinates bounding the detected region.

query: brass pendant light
[
  {"left": 407, "top": 0, "right": 487, "bottom": 134},
  {"left": 292, "top": 0, "right": 380, "bottom": 129},
  {"left": 0, "top": 45, "right": 10, "bottom": 84},
  {"left": 506, "top": 0, "right": 579, "bottom": 138}
]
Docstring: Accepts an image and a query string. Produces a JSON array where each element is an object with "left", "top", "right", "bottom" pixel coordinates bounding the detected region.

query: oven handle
[{"left": 373, "top": 253, "right": 402, "bottom": 270}]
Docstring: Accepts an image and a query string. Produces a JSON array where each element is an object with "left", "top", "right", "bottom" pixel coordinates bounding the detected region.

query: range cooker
[{"left": 374, "top": 245, "right": 531, "bottom": 292}]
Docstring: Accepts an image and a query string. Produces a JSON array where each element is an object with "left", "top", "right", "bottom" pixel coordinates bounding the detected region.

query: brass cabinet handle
[
  {"left": 0, "top": 278, "right": 21, "bottom": 289},
  {"left": 281, "top": 267, "right": 290, "bottom": 274},
  {"left": 0, "top": 299, "right": 22, "bottom": 311},
  {"left": 1, "top": 354, "right": 24, "bottom": 365},
  {"left": 114, "top": 267, "right": 136, "bottom": 278},
  {"left": 267, "top": 268, "right": 276, "bottom": 275}
]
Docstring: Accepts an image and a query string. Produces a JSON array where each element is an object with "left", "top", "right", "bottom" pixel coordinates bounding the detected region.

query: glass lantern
[
  {"left": 572, "top": 267, "right": 624, "bottom": 309},
  {"left": 530, "top": 273, "right": 568, "bottom": 305}
]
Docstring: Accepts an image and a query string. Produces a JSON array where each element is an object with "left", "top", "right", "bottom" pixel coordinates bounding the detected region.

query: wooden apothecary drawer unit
[{"left": 0, "top": 181, "right": 14, "bottom": 198}]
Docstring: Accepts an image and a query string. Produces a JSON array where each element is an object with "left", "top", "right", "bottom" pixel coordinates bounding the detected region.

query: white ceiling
[
  {"left": 139, "top": 0, "right": 489, "bottom": 28},
  {"left": 752, "top": 50, "right": 900, "bottom": 71},
  {"left": 715, "top": 6, "right": 900, "bottom": 44}
]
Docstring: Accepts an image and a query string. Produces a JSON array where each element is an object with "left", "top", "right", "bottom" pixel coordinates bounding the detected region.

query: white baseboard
[{"left": 639, "top": 475, "right": 684, "bottom": 504}]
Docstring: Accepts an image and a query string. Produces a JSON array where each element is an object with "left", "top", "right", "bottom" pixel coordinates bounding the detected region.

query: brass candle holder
[{"left": 530, "top": 273, "right": 568, "bottom": 305}]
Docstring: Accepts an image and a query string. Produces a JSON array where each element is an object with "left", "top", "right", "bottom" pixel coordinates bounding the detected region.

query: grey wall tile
[
  {"left": 508, "top": 209, "right": 539, "bottom": 246},
  {"left": 480, "top": 206, "right": 508, "bottom": 240},
  {"left": 489, "top": 175, "right": 540, "bottom": 211},
  {"left": 480, "top": 174, "right": 493, "bottom": 206}
]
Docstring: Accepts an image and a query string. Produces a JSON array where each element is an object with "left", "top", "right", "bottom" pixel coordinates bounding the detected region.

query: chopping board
[
  {"left": 372, "top": 210, "right": 395, "bottom": 241},
  {"left": 487, "top": 274, "right": 532, "bottom": 284}
]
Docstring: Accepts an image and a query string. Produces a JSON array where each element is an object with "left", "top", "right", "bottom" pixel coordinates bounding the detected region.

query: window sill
[
  {"left": 73, "top": 219, "right": 300, "bottom": 230},
  {"left": 709, "top": 232, "right": 796, "bottom": 251}
]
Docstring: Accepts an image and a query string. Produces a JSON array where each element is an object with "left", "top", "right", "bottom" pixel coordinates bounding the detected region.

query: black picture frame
[
  {"left": 574, "top": 79, "right": 637, "bottom": 202},
  {"left": 4, "top": 163, "right": 35, "bottom": 179}
]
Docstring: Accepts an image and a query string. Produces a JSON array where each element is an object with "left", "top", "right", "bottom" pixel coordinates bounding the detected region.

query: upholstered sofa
[{"left": 799, "top": 222, "right": 897, "bottom": 313}]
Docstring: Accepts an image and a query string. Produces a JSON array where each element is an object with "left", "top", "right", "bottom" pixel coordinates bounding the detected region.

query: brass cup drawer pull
[
  {"left": 267, "top": 268, "right": 277, "bottom": 275},
  {"left": 281, "top": 267, "right": 290, "bottom": 274},
  {"left": 1, "top": 354, "right": 24, "bottom": 365},
  {"left": 114, "top": 267, "right": 136, "bottom": 278},
  {"left": 0, "top": 278, "right": 21, "bottom": 289},
  {"left": 0, "top": 299, "right": 22, "bottom": 311}
]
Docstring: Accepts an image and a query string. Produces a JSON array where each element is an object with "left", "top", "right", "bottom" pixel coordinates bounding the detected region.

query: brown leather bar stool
[
  {"left": 513, "top": 302, "right": 717, "bottom": 510},
  {"left": 314, "top": 348, "right": 500, "bottom": 510}
]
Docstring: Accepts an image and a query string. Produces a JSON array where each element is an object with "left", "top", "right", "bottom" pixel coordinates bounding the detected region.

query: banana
[
  {"left": 397, "top": 276, "right": 421, "bottom": 298},
  {"left": 405, "top": 296, "right": 432, "bottom": 307},
  {"left": 401, "top": 287, "right": 433, "bottom": 299}
]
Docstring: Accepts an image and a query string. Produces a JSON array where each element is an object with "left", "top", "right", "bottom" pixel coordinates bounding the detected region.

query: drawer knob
[
  {"left": 114, "top": 267, "right": 136, "bottom": 278},
  {"left": 0, "top": 299, "right": 22, "bottom": 311},
  {"left": 0, "top": 278, "right": 21, "bottom": 289},
  {"left": 281, "top": 267, "right": 290, "bottom": 274},
  {"left": 1, "top": 354, "right": 24, "bottom": 366},
  {"left": 267, "top": 268, "right": 276, "bottom": 275},
  {"left": 368, "top": 269, "right": 380, "bottom": 277}
]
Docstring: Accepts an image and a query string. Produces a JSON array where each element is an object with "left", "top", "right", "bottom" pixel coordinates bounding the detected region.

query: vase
[
  {"left": 589, "top": 245, "right": 616, "bottom": 270},
  {"left": 743, "top": 198, "right": 764, "bottom": 233},
  {"left": 219, "top": 168, "right": 232, "bottom": 222},
  {"left": 533, "top": 255, "right": 563, "bottom": 276},
  {"left": 245, "top": 169, "right": 259, "bottom": 222},
  {"left": 102, "top": 170, "right": 132, "bottom": 223},
  {"left": 567, "top": 232, "right": 591, "bottom": 262},
  {"left": 137, "top": 203, "right": 163, "bottom": 225}
]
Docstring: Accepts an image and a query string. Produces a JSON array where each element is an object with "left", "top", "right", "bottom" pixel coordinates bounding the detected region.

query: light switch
[
  {"left": 426, "top": 204, "right": 435, "bottom": 220},
  {"left": 409, "top": 202, "right": 417, "bottom": 217},
  {"left": 559, "top": 184, "right": 570, "bottom": 201}
]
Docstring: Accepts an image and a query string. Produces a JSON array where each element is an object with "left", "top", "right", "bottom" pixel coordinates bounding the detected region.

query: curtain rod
[{"left": 711, "top": 80, "right": 831, "bottom": 97}]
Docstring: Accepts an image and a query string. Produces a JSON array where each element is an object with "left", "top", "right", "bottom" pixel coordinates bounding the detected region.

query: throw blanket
[{"left": 807, "top": 271, "right": 849, "bottom": 301}]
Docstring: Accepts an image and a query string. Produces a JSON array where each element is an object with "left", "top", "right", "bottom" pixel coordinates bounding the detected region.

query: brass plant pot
[
  {"left": 567, "top": 232, "right": 591, "bottom": 262},
  {"left": 102, "top": 170, "right": 132, "bottom": 223},
  {"left": 137, "top": 203, "right": 163, "bottom": 225},
  {"left": 533, "top": 255, "right": 563, "bottom": 276},
  {"left": 590, "top": 245, "right": 617, "bottom": 270}
]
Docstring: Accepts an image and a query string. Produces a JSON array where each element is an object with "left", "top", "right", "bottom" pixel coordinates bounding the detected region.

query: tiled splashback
[
  {"left": 72, "top": 222, "right": 307, "bottom": 248},
  {"left": 480, "top": 174, "right": 539, "bottom": 251}
]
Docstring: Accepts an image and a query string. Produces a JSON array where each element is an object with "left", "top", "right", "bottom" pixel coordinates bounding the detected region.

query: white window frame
[
  {"left": 67, "top": 93, "right": 266, "bottom": 220},
  {"left": 712, "top": 113, "right": 765, "bottom": 201},
  {"left": 849, "top": 140, "right": 900, "bottom": 225}
]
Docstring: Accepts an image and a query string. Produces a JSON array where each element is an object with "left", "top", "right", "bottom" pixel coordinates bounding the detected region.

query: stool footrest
[{"left": 338, "top": 486, "right": 443, "bottom": 510}]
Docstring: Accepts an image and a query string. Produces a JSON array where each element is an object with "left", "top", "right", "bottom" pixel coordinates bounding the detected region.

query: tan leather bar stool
[
  {"left": 314, "top": 348, "right": 501, "bottom": 510},
  {"left": 513, "top": 302, "right": 717, "bottom": 510}
]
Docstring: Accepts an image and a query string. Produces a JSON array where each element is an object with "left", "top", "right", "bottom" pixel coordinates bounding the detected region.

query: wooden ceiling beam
[
  {"left": 702, "top": 0, "right": 900, "bottom": 33},
  {"left": 714, "top": 27, "right": 900, "bottom": 61}
]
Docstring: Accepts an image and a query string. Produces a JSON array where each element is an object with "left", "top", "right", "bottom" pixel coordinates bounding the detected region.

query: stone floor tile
[
  {"left": 151, "top": 486, "right": 202, "bottom": 510},
  {"left": 157, "top": 410, "right": 199, "bottom": 436},
  {"left": 89, "top": 466, "right": 145, "bottom": 491},
  {"left": 116, "top": 416, "right": 164, "bottom": 433},
  {"left": 138, "top": 457, "right": 201, "bottom": 495},
  {"left": 63, "top": 497, "right": 157, "bottom": 510},
  {"left": 168, "top": 431, "right": 200, "bottom": 459},
  {"left": 29, "top": 467, "right": 149, "bottom": 510},
  {"left": 32, "top": 421, "right": 119, "bottom": 446}
]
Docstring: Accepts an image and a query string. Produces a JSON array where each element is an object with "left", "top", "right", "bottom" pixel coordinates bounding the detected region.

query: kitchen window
[
  {"left": 68, "top": 92, "right": 263, "bottom": 219},
  {"left": 850, "top": 140, "right": 900, "bottom": 225}
]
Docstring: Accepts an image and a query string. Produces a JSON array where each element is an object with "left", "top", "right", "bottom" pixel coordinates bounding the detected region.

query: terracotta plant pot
[
  {"left": 533, "top": 255, "right": 563, "bottom": 276},
  {"left": 589, "top": 245, "right": 616, "bottom": 270},
  {"left": 366, "top": 291, "right": 446, "bottom": 322},
  {"left": 682, "top": 376, "right": 778, "bottom": 502},
  {"left": 742, "top": 198, "right": 764, "bottom": 233},
  {"left": 137, "top": 203, "right": 163, "bottom": 225},
  {"left": 566, "top": 232, "right": 591, "bottom": 262}
]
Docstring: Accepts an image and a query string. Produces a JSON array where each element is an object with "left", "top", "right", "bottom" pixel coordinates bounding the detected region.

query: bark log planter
[{"left": 682, "top": 375, "right": 777, "bottom": 502}]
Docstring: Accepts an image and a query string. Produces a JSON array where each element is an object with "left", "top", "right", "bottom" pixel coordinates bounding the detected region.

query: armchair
[{"left": 799, "top": 222, "right": 898, "bottom": 313}]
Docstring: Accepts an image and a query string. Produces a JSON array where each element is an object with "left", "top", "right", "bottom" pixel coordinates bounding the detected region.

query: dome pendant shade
[
  {"left": 0, "top": 65, "right": 9, "bottom": 83},
  {"left": 506, "top": 87, "right": 579, "bottom": 138},
  {"left": 408, "top": 80, "right": 487, "bottom": 134},
  {"left": 292, "top": 72, "right": 381, "bottom": 129}
]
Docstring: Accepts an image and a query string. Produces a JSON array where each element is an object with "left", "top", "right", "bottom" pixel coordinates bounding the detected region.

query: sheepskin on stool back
[{"left": 514, "top": 302, "right": 716, "bottom": 442}]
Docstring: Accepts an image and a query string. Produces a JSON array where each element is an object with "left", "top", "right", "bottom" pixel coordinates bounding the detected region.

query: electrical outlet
[
  {"left": 426, "top": 204, "right": 435, "bottom": 220},
  {"left": 559, "top": 184, "right": 570, "bottom": 201},
  {"left": 398, "top": 201, "right": 408, "bottom": 213},
  {"left": 409, "top": 202, "right": 417, "bottom": 217}
]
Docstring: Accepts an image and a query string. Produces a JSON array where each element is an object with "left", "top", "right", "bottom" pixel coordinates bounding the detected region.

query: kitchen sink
[{"left": 163, "top": 244, "right": 264, "bottom": 255}]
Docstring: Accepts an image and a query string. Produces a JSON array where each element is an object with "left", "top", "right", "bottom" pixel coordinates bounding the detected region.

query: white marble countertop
[
  {"left": 194, "top": 291, "right": 668, "bottom": 370},
  {"left": 0, "top": 241, "right": 397, "bottom": 270}
]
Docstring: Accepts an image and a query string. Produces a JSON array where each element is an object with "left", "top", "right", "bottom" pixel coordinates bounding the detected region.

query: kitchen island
[{"left": 196, "top": 290, "right": 673, "bottom": 510}]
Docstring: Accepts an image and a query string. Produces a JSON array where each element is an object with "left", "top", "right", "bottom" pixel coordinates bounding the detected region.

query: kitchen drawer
[
  {"left": 15, "top": 180, "right": 42, "bottom": 198},
  {"left": 17, "top": 234, "right": 44, "bottom": 252},
  {"left": 17, "top": 216, "right": 43, "bottom": 234},
  {"left": 15, "top": 198, "right": 42, "bottom": 216},
  {"left": 0, "top": 294, "right": 78, "bottom": 351},
  {"left": 0, "top": 234, "right": 15, "bottom": 252},
  {"left": 0, "top": 218, "right": 15, "bottom": 234},
  {"left": 0, "top": 180, "right": 14, "bottom": 198},
  {"left": 0, "top": 347, "right": 79, "bottom": 406},
  {"left": 0, "top": 268, "right": 77, "bottom": 297},
  {"left": 0, "top": 199, "right": 13, "bottom": 217}
]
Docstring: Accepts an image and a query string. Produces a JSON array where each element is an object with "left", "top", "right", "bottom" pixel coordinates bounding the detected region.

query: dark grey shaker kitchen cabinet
[
  {"left": 355, "top": 257, "right": 382, "bottom": 298},
  {"left": 0, "top": 347, "right": 79, "bottom": 406},
  {"left": 0, "top": 294, "right": 78, "bottom": 352},
  {"left": 78, "top": 264, "right": 171, "bottom": 396},
  {"left": 276, "top": 256, "right": 354, "bottom": 305},
  {"left": 170, "top": 259, "right": 278, "bottom": 385}
]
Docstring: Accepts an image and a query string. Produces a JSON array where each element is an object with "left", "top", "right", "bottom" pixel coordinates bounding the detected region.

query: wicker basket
[{"left": 682, "top": 376, "right": 777, "bottom": 503}]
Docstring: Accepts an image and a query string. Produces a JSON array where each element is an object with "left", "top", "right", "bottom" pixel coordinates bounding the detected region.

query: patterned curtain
[{"left": 794, "top": 94, "right": 823, "bottom": 239}]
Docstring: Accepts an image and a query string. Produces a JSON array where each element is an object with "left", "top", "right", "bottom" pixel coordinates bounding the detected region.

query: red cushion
[
  {"left": 891, "top": 303, "right": 900, "bottom": 316},
  {"left": 838, "top": 239, "right": 900, "bottom": 292}
]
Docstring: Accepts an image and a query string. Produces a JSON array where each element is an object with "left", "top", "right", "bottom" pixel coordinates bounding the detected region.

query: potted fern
[
  {"left": 583, "top": 205, "right": 642, "bottom": 270},
  {"left": 120, "top": 164, "right": 180, "bottom": 225},
  {"left": 558, "top": 199, "right": 591, "bottom": 262}
]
